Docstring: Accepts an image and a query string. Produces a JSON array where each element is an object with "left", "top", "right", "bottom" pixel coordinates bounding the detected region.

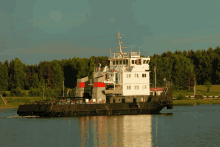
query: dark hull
[{"left": 17, "top": 102, "right": 173, "bottom": 117}]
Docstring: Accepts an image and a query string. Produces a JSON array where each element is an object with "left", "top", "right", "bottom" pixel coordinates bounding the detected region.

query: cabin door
[
  {"left": 133, "top": 98, "right": 137, "bottom": 103},
  {"left": 122, "top": 98, "right": 125, "bottom": 103}
]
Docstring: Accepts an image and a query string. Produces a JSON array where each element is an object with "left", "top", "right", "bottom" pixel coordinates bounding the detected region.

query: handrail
[{"left": 0, "top": 94, "right": 7, "bottom": 105}]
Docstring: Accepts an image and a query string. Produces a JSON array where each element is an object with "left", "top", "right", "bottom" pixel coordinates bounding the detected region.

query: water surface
[{"left": 0, "top": 105, "right": 220, "bottom": 147}]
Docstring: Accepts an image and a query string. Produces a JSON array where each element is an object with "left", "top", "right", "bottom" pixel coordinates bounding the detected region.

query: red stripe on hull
[
  {"left": 77, "top": 82, "right": 85, "bottom": 88},
  {"left": 93, "top": 82, "right": 105, "bottom": 87}
]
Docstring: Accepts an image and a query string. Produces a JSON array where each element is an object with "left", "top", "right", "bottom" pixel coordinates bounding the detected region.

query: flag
[{"left": 154, "top": 67, "right": 156, "bottom": 73}]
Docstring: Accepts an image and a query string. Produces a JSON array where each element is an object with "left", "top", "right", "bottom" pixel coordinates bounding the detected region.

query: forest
[{"left": 0, "top": 46, "right": 220, "bottom": 98}]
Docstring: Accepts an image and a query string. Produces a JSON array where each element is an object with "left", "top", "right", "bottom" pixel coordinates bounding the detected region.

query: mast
[
  {"left": 116, "top": 29, "right": 127, "bottom": 58},
  {"left": 154, "top": 66, "right": 156, "bottom": 96}
]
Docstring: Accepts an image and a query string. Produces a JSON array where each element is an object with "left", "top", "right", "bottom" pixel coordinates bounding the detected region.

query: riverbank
[
  {"left": 1, "top": 99, "right": 220, "bottom": 109},
  {"left": 173, "top": 99, "right": 220, "bottom": 106},
  {"left": 0, "top": 97, "right": 44, "bottom": 109}
]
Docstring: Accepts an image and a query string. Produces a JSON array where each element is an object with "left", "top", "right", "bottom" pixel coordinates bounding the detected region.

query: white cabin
[{"left": 95, "top": 31, "right": 151, "bottom": 97}]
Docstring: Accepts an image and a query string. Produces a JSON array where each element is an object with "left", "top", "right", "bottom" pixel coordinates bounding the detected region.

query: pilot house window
[{"left": 139, "top": 59, "right": 141, "bottom": 65}]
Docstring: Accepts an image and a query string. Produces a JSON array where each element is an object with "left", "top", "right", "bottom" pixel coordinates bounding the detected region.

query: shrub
[
  {"left": 177, "top": 93, "right": 185, "bottom": 100},
  {"left": 2, "top": 92, "right": 8, "bottom": 97},
  {"left": 10, "top": 87, "right": 23, "bottom": 97}
]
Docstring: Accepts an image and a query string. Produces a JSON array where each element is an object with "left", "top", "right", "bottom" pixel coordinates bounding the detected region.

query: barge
[{"left": 17, "top": 31, "right": 173, "bottom": 117}]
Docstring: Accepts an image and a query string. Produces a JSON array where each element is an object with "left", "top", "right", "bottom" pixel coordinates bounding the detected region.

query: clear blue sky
[{"left": 1, "top": 0, "right": 220, "bottom": 65}]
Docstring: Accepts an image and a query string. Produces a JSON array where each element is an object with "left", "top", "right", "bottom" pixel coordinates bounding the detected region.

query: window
[
  {"left": 135, "top": 60, "right": 137, "bottom": 64},
  {"left": 129, "top": 74, "right": 131, "bottom": 78},
  {"left": 142, "top": 73, "right": 146, "bottom": 78},
  {"left": 126, "top": 60, "right": 128, "bottom": 64},
  {"left": 127, "top": 74, "right": 129, "bottom": 78},
  {"left": 135, "top": 86, "right": 139, "bottom": 90},
  {"left": 127, "top": 86, "right": 131, "bottom": 90},
  {"left": 143, "top": 60, "right": 146, "bottom": 64},
  {"left": 147, "top": 60, "right": 149, "bottom": 64},
  {"left": 139, "top": 59, "right": 141, "bottom": 65},
  {"left": 123, "top": 60, "right": 125, "bottom": 64},
  {"left": 120, "top": 60, "right": 122, "bottom": 64},
  {"left": 135, "top": 74, "right": 139, "bottom": 78},
  {"left": 143, "top": 85, "right": 147, "bottom": 89},
  {"left": 116, "top": 61, "right": 118, "bottom": 65},
  {"left": 113, "top": 61, "right": 115, "bottom": 65},
  {"left": 113, "top": 99, "right": 115, "bottom": 103},
  {"left": 132, "top": 60, "right": 135, "bottom": 64}
]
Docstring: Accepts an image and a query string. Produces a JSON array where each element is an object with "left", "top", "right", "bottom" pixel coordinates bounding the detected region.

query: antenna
[{"left": 116, "top": 30, "right": 127, "bottom": 58}]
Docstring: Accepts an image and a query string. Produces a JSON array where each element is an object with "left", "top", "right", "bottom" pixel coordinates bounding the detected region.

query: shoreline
[{"left": 1, "top": 99, "right": 220, "bottom": 109}]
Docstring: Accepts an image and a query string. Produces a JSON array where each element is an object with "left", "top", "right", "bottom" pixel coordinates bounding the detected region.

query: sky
[{"left": 1, "top": 0, "right": 220, "bottom": 65}]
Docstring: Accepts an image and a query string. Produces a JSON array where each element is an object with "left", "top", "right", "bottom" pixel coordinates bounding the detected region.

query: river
[{"left": 0, "top": 104, "right": 220, "bottom": 147}]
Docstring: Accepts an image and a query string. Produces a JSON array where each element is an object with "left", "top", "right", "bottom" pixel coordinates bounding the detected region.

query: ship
[{"left": 17, "top": 31, "right": 173, "bottom": 117}]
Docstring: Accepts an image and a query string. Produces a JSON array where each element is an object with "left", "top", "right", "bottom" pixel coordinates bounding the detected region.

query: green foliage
[
  {"left": 0, "top": 61, "right": 9, "bottom": 91},
  {"left": 204, "top": 81, "right": 212, "bottom": 93},
  {"left": 51, "top": 61, "right": 63, "bottom": 89},
  {"left": 1, "top": 46, "right": 220, "bottom": 93},
  {"left": 10, "top": 87, "right": 26, "bottom": 97},
  {"left": 6, "top": 98, "right": 31, "bottom": 104},
  {"left": 177, "top": 93, "right": 185, "bottom": 100},
  {"left": 31, "top": 72, "right": 40, "bottom": 88},
  {"left": 8, "top": 58, "right": 26, "bottom": 90}
]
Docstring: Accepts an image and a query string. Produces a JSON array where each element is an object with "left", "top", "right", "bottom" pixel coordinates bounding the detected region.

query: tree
[
  {"left": 171, "top": 54, "right": 195, "bottom": 90},
  {"left": 0, "top": 61, "right": 9, "bottom": 91},
  {"left": 8, "top": 58, "right": 26, "bottom": 90},
  {"left": 204, "top": 81, "right": 212, "bottom": 93},
  {"left": 51, "top": 61, "right": 63, "bottom": 89},
  {"left": 31, "top": 72, "right": 40, "bottom": 89}
]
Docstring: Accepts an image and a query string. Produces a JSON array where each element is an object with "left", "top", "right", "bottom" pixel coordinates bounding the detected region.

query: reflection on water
[
  {"left": 76, "top": 115, "right": 152, "bottom": 147},
  {"left": 1, "top": 105, "right": 220, "bottom": 147}
]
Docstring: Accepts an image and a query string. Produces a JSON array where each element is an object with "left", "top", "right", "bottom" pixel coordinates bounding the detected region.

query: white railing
[
  {"left": 131, "top": 52, "right": 140, "bottom": 57},
  {"left": 0, "top": 94, "right": 7, "bottom": 105},
  {"left": 110, "top": 53, "right": 121, "bottom": 58},
  {"left": 104, "top": 79, "right": 114, "bottom": 83}
]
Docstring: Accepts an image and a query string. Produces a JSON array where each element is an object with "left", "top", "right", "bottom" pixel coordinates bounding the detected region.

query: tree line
[{"left": 0, "top": 46, "right": 220, "bottom": 97}]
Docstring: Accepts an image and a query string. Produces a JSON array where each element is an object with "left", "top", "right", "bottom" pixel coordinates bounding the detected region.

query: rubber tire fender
[
  {"left": 158, "top": 100, "right": 162, "bottom": 106},
  {"left": 138, "top": 108, "right": 142, "bottom": 112}
]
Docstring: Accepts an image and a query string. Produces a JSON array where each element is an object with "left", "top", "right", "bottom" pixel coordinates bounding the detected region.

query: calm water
[{"left": 1, "top": 105, "right": 220, "bottom": 147}]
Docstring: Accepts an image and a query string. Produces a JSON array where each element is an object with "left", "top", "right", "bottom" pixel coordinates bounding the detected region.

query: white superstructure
[
  {"left": 95, "top": 31, "right": 151, "bottom": 97},
  {"left": 76, "top": 31, "right": 152, "bottom": 103}
]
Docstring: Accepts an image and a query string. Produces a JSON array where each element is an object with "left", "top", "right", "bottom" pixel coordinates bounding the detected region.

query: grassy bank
[
  {"left": 1, "top": 97, "right": 220, "bottom": 109},
  {"left": 0, "top": 97, "right": 46, "bottom": 109},
  {"left": 173, "top": 99, "right": 220, "bottom": 106},
  {"left": 172, "top": 85, "right": 220, "bottom": 98},
  {"left": 1, "top": 85, "right": 220, "bottom": 109}
]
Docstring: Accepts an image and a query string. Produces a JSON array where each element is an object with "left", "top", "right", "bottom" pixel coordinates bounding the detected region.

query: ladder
[{"left": 0, "top": 94, "right": 7, "bottom": 105}]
